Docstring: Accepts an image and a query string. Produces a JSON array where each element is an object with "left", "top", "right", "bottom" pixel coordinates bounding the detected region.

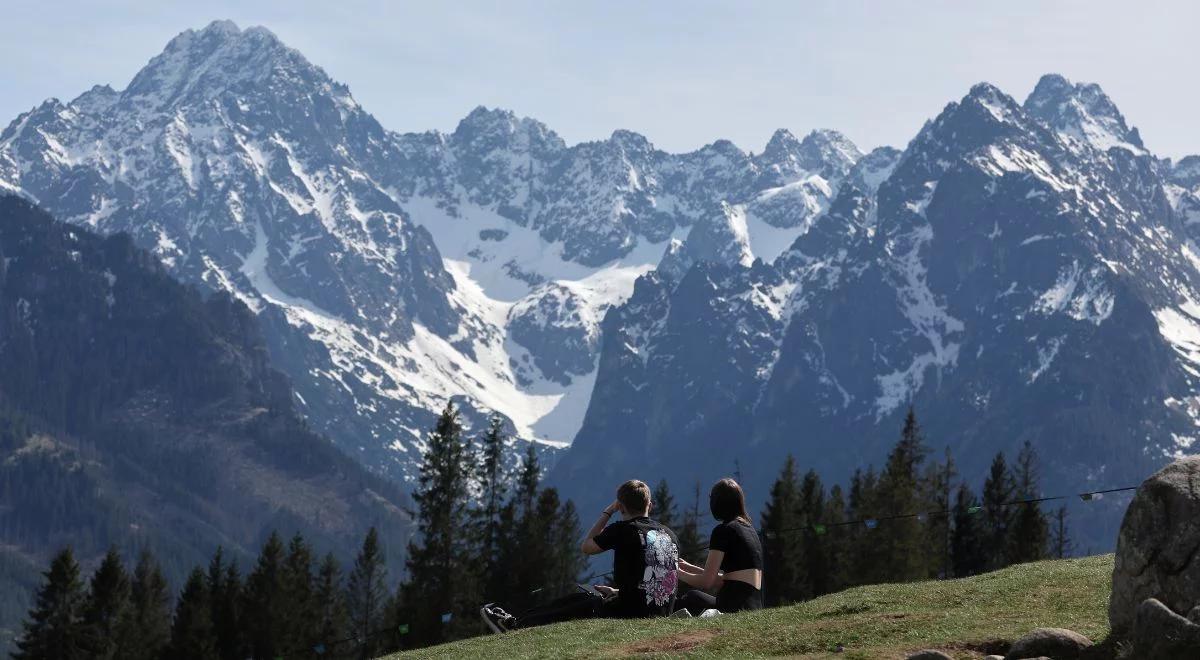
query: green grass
[{"left": 385, "top": 555, "right": 1115, "bottom": 659}]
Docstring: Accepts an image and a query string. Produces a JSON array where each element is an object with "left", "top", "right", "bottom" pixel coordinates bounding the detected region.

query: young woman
[{"left": 675, "top": 478, "right": 763, "bottom": 615}]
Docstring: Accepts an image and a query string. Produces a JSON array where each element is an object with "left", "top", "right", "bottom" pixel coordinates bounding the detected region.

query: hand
[
  {"left": 594, "top": 584, "right": 617, "bottom": 598},
  {"left": 604, "top": 500, "right": 621, "bottom": 516}
]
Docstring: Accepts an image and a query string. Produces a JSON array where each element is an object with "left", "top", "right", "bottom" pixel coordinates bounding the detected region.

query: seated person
[
  {"left": 676, "top": 478, "right": 764, "bottom": 615},
  {"left": 481, "top": 479, "right": 679, "bottom": 631}
]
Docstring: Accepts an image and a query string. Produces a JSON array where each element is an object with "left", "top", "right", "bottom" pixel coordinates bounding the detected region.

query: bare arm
[
  {"left": 580, "top": 500, "right": 621, "bottom": 555},
  {"left": 677, "top": 558, "right": 704, "bottom": 574},
  {"left": 677, "top": 550, "right": 724, "bottom": 591}
]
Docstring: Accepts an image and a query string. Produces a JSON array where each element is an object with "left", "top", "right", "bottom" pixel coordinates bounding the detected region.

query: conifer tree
[
  {"left": 922, "top": 447, "right": 957, "bottom": 578},
  {"left": 1049, "top": 506, "right": 1074, "bottom": 559},
  {"left": 551, "top": 499, "right": 586, "bottom": 592},
  {"left": 123, "top": 550, "right": 171, "bottom": 660},
  {"left": 761, "top": 455, "right": 804, "bottom": 605},
  {"left": 280, "top": 533, "right": 318, "bottom": 652},
  {"left": 14, "top": 547, "right": 88, "bottom": 660},
  {"left": 206, "top": 549, "right": 244, "bottom": 660},
  {"left": 676, "top": 483, "right": 705, "bottom": 565},
  {"left": 168, "top": 567, "right": 218, "bottom": 660},
  {"left": 873, "top": 407, "right": 930, "bottom": 583},
  {"left": 401, "top": 403, "right": 478, "bottom": 645},
  {"left": 651, "top": 479, "right": 678, "bottom": 530},
  {"left": 515, "top": 441, "right": 540, "bottom": 514},
  {"left": 474, "top": 414, "right": 508, "bottom": 599},
  {"left": 1008, "top": 441, "right": 1049, "bottom": 565},
  {"left": 81, "top": 547, "right": 131, "bottom": 659},
  {"left": 950, "top": 483, "right": 986, "bottom": 577},
  {"left": 243, "top": 532, "right": 286, "bottom": 659},
  {"left": 846, "top": 466, "right": 881, "bottom": 586},
  {"left": 821, "top": 485, "right": 850, "bottom": 593},
  {"left": 349, "top": 527, "right": 390, "bottom": 658},
  {"left": 980, "top": 452, "right": 1016, "bottom": 571},
  {"left": 797, "top": 469, "right": 827, "bottom": 598},
  {"left": 313, "top": 553, "right": 349, "bottom": 656}
]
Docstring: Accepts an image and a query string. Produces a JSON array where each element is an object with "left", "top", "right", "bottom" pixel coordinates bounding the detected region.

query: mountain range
[{"left": 3, "top": 21, "right": 1199, "bottom": 548}]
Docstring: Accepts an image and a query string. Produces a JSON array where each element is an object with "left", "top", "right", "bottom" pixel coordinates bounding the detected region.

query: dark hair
[
  {"left": 617, "top": 479, "right": 651, "bottom": 514},
  {"left": 710, "top": 478, "right": 752, "bottom": 524}
]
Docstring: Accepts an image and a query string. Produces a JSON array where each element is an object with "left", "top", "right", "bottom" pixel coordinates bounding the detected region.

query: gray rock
[
  {"left": 983, "top": 656, "right": 1005, "bottom": 660},
  {"left": 1003, "top": 627, "right": 1092, "bottom": 660},
  {"left": 1189, "top": 605, "right": 1200, "bottom": 625},
  {"left": 1133, "top": 598, "right": 1200, "bottom": 660},
  {"left": 1109, "top": 456, "right": 1200, "bottom": 634},
  {"left": 906, "top": 651, "right": 953, "bottom": 660}
]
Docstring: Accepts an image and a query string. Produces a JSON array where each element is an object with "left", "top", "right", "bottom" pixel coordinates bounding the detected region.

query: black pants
[
  {"left": 516, "top": 592, "right": 621, "bottom": 628},
  {"left": 678, "top": 580, "right": 763, "bottom": 616}
]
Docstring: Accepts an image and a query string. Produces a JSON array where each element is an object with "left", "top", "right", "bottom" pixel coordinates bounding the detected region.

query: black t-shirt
[
  {"left": 593, "top": 516, "right": 679, "bottom": 617},
  {"left": 709, "top": 519, "right": 763, "bottom": 573}
]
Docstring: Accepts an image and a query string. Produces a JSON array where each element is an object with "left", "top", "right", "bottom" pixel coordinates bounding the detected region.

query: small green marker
[
  {"left": 968, "top": 506, "right": 981, "bottom": 514},
  {"left": 398, "top": 623, "right": 410, "bottom": 635},
  {"left": 812, "top": 523, "right": 827, "bottom": 535}
]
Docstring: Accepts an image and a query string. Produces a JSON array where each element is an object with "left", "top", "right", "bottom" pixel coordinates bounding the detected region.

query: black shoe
[{"left": 480, "top": 603, "right": 516, "bottom": 633}]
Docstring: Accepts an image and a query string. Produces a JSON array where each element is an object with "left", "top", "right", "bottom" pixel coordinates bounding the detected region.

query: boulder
[
  {"left": 1003, "top": 627, "right": 1092, "bottom": 659},
  {"left": 1132, "top": 598, "right": 1200, "bottom": 660},
  {"left": 1109, "top": 456, "right": 1200, "bottom": 634},
  {"left": 906, "top": 651, "right": 953, "bottom": 660}
]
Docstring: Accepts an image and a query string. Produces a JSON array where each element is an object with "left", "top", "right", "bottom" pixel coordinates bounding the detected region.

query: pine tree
[
  {"left": 169, "top": 567, "right": 218, "bottom": 660},
  {"left": 1008, "top": 441, "right": 1049, "bottom": 565},
  {"left": 761, "top": 455, "right": 804, "bottom": 605},
  {"left": 873, "top": 407, "right": 930, "bottom": 583},
  {"left": 550, "top": 499, "right": 586, "bottom": 593},
  {"left": 14, "top": 547, "right": 89, "bottom": 660},
  {"left": 474, "top": 414, "right": 508, "bottom": 601},
  {"left": 122, "top": 550, "right": 171, "bottom": 660},
  {"left": 313, "top": 553, "right": 349, "bottom": 656},
  {"left": 846, "top": 466, "right": 881, "bottom": 586},
  {"left": 349, "top": 527, "right": 390, "bottom": 657},
  {"left": 950, "top": 482, "right": 986, "bottom": 577},
  {"left": 652, "top": 480, "right": 678, "bottom": 531},
  {"left": 676, "top": 483, "right": 705, "bottom": 565},
  {"left": 821, "top": 485, "right": 850, "bottom": 593},
  {"left": 922, "top": 447, "right": 957, "bottom": 579},
  {"left": 81, "top": 548, "right": 132, "bottom": 659},
  {"left": 401, "top": 402, "right": 479, "bottom": 646},
  {"left": 980, "top": 452, "right": 1016, "bottom": 571},
  {"left": 1049, "top": 506, "right": 1074, "bottom": 559},
  {"left": 281, "top": 533, "right": 318, "bottom": 651},
  {"left": 207, "top": 550, "right": 244, "bottom": 660},
  {"left": 243, "top": 531, "right": 286, "bottom": 659},
  {"left": 797, "top": 469, "right": 827, "bottom": 598},
  {"left": 515, "top": 441, "right": 540, "bottom": 514}
]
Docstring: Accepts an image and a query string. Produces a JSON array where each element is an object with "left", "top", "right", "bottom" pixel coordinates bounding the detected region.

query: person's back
[{"left": 593, "top": 514, "right": 679, "bottom": 617}]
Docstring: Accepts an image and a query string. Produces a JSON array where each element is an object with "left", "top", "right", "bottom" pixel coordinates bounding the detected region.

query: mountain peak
[{"left": 1024, "top": 73, "right": 1144, "bottom": 153}]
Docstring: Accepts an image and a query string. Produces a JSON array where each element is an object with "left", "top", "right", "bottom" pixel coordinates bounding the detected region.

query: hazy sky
[{"left": 4, "top": 1, "right": 1198, "bottom": 159}]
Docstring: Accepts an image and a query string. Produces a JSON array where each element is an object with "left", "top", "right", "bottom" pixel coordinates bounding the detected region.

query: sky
[{"left": 3, "top": 1, "right": 1198, "bottom": 159}]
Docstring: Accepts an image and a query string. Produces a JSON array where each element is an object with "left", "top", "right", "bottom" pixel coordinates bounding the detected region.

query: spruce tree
[
  {"left": 821, "top": 484, "right": 850, "bottom": 593},
  {"left": 123, "top": 550, "right": 171, "bottom": 660},
  {"left": 349, "top": 527, "right": 389, "bottom": 657},
  {"left": 980, "top": 452, "right": 1016, "bottom": 571},
  {"left": 1049, "top": 506, "right": 1074, "bottom": 559},
  {"left": 950, "top": 483, "right": 986, "bottom": 577},
  {"left": 846, "top": 467, "right": 881, "bottom": 586},
  {"left": 401, "top": 402, "right": 479, "bottom": 645},
  {"left": 676, "top": 483, "right": 705, "bottom": 565},
  {"left": 797, "top": 469, "right": 827, "bottom": 598},
  {"left": 922, "top": 447, "right": 957, "bottom": 579},
  {"left": 243, "top": 532, "right": 286, "bottom": 659},
  {"left": 207, "top": 549, "right": 244, "bottom": 660},
  {"left": 550, "top": 499, "right": 586, "bottom": 593},
  {"left": 651, "top": 480, "right": 678, "bottom": 531},
  {"left": 168, "top": 567, "right": 218, "bottom": 660},
  {"left": 761, "top": 455, "right": 804, "bottom": 605},
  {"left": 873, "top": 407, "right": 930, "bottom": 583},
  {"left": 14, "top": 547, "right": 89, "bottom": 660},
  {"left": 81, "top": 548, "right": 132, "bottom": 659},
  {"left": 281, "top": 533, "right": 318, "bottom": 651},
  {"left": 313, "top": 553, "right": 349, "bottom": 655},
  {"left": 1008, "top": 441, "right": 1049, "bottom": 565},
  {"left": 474, "top": 414, "right": 508, "bottom": 600}
]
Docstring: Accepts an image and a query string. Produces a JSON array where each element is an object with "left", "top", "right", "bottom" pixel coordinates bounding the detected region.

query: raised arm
[{"left": 580, "top": 499, "right": 621, "bottom": 555}]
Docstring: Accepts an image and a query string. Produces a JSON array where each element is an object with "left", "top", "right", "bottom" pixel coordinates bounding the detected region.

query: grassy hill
[{"left": 385, "top": 555, "right": 1116, "bottom": 659}]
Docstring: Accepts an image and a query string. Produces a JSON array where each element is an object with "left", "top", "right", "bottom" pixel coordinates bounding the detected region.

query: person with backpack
[
  {"left": 675, "top": 478, "right": 764, "bottom": 615},
  {"left": 480, "top": 479, "right": 680, "bottom": 631}
]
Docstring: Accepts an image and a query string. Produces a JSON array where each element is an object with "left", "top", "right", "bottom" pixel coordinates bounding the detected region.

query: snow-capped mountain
[
  {"left": 0, "top": 21, "right": 861, "bottom": 481},
  {"left": 552, "top": 75, "right": 1200, "bottom": 548}
]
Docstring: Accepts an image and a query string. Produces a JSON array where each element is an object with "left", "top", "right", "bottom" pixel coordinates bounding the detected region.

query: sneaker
[
  {"left": 479, "top": 603, "right": 516, "bottom": 633},
  {"left": 669, "top": 607, "right": 692, "bottom": 618}
]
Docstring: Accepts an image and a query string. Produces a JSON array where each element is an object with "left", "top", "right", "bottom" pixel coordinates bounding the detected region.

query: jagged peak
[
  {"left": 1023, "top": 73, "right": 1144, "bottom": 153},
  {"left": 452, "top": 105, "right": 563, "bottom": 151},
  {"left": 609, "top": 129, "right": 654, "bottom": 153}
]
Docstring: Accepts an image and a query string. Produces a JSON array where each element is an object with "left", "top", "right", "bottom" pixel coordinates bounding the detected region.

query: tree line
[
  {"left": 11, "top": 404, "right": 584, "bottom": 657},
  {"left": 753, "top": 407, "right": 1073, "bottom": 605}
]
